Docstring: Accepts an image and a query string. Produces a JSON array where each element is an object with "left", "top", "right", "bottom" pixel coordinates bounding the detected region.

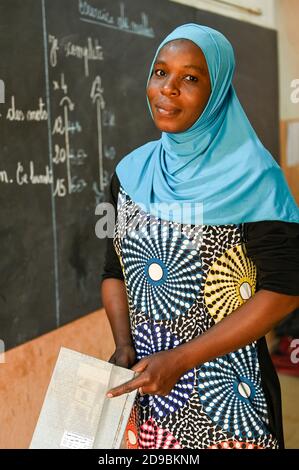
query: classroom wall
[
  {"left": 0, "top": 309, "right": 114, "bottom": 448},
  {"left": 171, "top": 0, "right": 276, "bottom": 29},
  {"left": 277, "top": 0, "right": 299, "bottom": 121},
  {"left": 276, "top": 0, "right": 299, "bottom": 203}
]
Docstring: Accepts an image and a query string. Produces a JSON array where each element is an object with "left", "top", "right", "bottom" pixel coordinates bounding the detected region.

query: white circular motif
[
  {"left": 238, "top": 382, "right": 251, "bottom": 399},
  {"left": 239, "top": 282, "right": 252, "bottom": 300},
  {"left": 128, "top": 429, "right": 137, "bottom": 445},
  {"left": 148, "top": 262, "right": 163, "bottom": 281}
]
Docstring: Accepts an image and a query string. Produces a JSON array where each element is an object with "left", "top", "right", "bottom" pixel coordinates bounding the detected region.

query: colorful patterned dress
[{"left": 101, "top": 172, "right": 298, "bottom": 449}]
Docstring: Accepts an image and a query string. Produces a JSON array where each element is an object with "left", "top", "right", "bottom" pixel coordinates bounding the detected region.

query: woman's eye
[
  {"left": 155, "top": 69, "right": 165, "bottom": 77},
  {"left": 185, "top": 75, "right": 198, "bottom": 82}
]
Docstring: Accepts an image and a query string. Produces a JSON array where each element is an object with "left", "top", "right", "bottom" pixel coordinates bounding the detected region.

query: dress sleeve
[
  {"left": 243, "top": 221, "right": 299, "bottom": 296},
  {"left": 100, "top": 171, "right": 124, "bottom": 285}
]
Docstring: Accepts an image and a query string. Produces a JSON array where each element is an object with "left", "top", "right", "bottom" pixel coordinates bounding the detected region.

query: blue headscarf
[{"left": 116, "top": 23, "right": 299, "bottom": 225}]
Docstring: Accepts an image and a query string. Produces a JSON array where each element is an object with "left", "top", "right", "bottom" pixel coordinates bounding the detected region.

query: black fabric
[
  {"left": 257, "top": 336, "right": 285, "bottom": 449},
  {"left": 243, "top": 221, "right": 299, "bottom": 296},
  {"left": 100, "top": 172, "right": 124, "bottom": 285}
]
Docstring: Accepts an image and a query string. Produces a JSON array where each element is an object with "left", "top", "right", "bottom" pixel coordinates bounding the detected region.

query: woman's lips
[{"left": 155, "top": 105, "right": 181, "bottom": 117}]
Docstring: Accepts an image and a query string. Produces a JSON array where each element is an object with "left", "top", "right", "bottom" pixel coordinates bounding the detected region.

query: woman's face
[{"left": 146, "top": 39, "right": 211, "bottom": 133}]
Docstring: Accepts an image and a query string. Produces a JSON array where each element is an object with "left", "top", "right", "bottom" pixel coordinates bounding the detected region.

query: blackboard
[{"left": 0, "top": 0, "right": 279, "bottom": 350}]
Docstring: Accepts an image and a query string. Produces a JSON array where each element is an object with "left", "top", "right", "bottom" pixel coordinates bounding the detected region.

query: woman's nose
[{"left": 161, "top": 77, "right": 179, "bottom": 96}]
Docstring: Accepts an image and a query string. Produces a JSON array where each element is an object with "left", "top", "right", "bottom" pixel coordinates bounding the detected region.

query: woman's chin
[{"left": 153, "top": 119, "right": 183, "bottom": 133}]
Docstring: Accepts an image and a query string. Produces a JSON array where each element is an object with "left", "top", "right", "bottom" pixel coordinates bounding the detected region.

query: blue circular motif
[
  {"left": 134, "top": 322, "right": 195, "bottom": 419},
  {"left": 144, "top": 257, "right": 168, "bottom": 286},
  {"left": 122, "top": 223, "right": 202, "bottom": 319},
  {"left": 197, "top": 345, "right": 269, "bottom": 439}
]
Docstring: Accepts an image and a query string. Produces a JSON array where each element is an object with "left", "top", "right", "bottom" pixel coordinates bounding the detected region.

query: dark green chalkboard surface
[{"left": 0, "top": 0, "right": 279, "bottom": 349}]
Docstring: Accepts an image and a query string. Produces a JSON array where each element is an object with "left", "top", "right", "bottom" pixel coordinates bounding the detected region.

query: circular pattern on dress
[
  {"left": 134, "top": 323, "right": 195, "bottom": 418},
  {"left": 139, "top": 417, "right": 181, "bottom": 449},
  {"left": 125, "top": 404, "right": 139, "bottom": 449},
  {"left": 233, "top": 376, "right": 256, "bottom": 403},
  {"left": 204, "top": 244, "right": 256, "bottom": 323},
  {"left": 197, "top": 345, "right": 269, "bottom": 439},
  {"left": 146, "top": 258, "right": 166, "bottom": 283},
  {"left": 121, "top": 223, "right": 202, "bottom": 320}
]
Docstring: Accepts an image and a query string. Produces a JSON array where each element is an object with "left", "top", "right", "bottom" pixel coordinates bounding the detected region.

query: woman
[{"left": 100, "top": 23, "right": 299, "bottom": 449}]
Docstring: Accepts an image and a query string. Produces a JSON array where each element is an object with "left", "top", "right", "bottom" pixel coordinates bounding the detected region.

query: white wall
[
  {"left": 171, "top": 0, "right": 276, "bottom": 29},
  {"left": 276, "top": 0, "right": 299, "bottom": 120}
]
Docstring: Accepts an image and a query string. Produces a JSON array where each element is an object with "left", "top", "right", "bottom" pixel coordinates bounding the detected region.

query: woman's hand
[
  {"left": 106, "top": 349, "right": 186, "bottom": 398},
  {"left": 108, "top": 344, "right": 137, "bottom": 369}
]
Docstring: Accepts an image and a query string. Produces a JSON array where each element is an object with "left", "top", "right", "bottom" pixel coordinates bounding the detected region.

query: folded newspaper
[{"left": 30, "top": 347, "right": 138, "bottom": 449}]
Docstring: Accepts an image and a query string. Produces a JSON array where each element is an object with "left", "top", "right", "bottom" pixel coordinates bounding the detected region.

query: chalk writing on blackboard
[
  {"left": 91, "top": 76, "right": 105, "bottom": 192},
  {"left": 79, "top": 0, "right": 155, "bottom": 38},
  {"left": 6, "top": 96, "right": 48, "bottom": 122},
  {"left": 0, "top": 36, "right": 115, "bottom": 201},
  {"left": 49, "top": 34, "right": 104, "bottom": 77}
]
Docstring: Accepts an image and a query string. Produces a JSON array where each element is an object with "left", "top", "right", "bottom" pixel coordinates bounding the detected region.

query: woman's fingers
[{"left": 106, "top": 373, "right": 148, "bottom": 398}]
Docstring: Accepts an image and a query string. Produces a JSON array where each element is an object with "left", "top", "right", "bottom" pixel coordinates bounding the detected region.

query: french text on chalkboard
[{"left": 79, "top": 0, "right": 155, "bottom": 37}]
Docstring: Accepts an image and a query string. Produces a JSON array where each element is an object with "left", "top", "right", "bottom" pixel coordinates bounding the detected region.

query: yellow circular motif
[{"left": 204, "top": 245, "right": 257, "bottom": 323}]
